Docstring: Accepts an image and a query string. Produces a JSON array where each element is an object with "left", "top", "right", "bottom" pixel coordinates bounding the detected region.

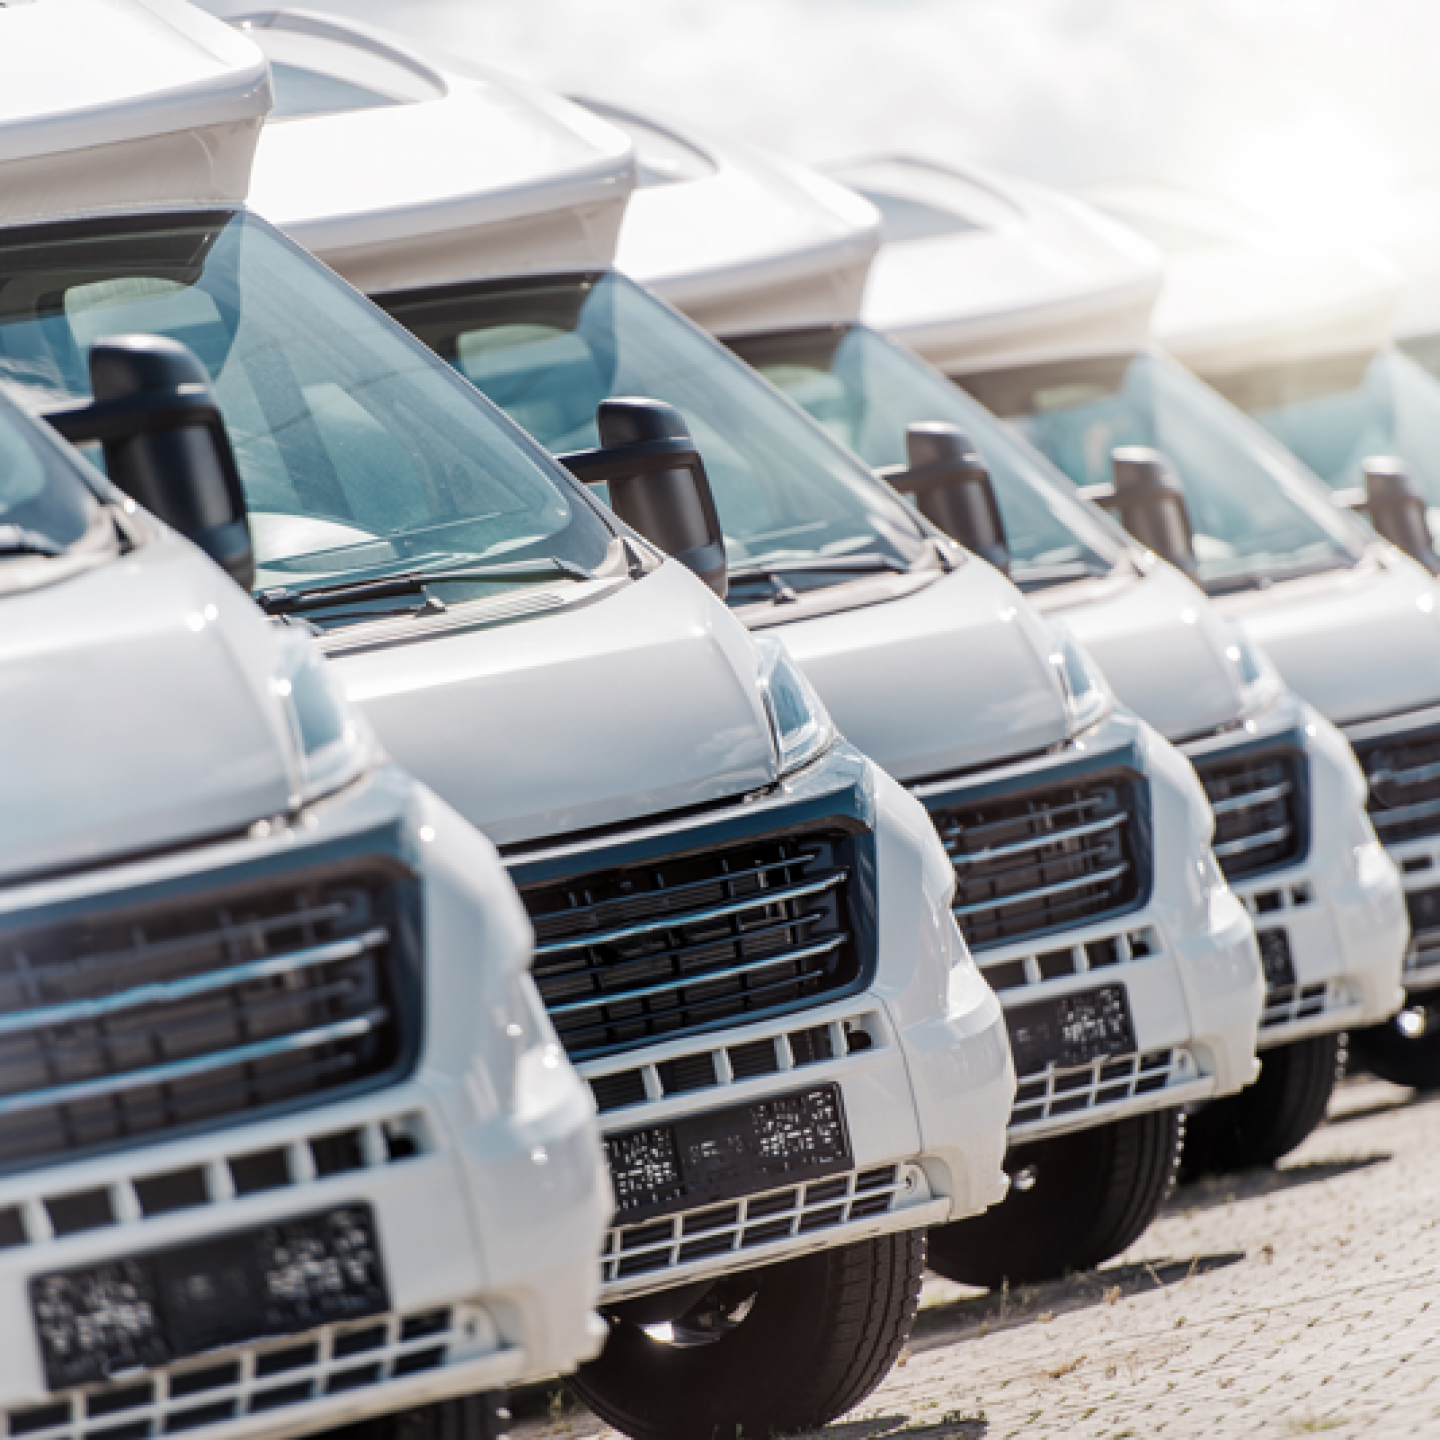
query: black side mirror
[
  {"left": 1361, "top": 456, "right": 1440, "bottom": 573},
  {"left": 558, "top": 398, "right": 728, "bottom": 598},
  {"left": 45, "top": 335, "right": 253, "bottom": 590},
  {"left": 1084, "top": 446, "right": 1197, "bottom": 577},
  {"left": 888, "top": 422, "right": 1010, "bottom": 573}
]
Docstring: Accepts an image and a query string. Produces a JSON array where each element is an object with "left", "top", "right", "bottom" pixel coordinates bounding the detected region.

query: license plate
[
  {"left": 605, "top": 1083, "right": 852, "bottom": 1224},
  {"left": 1257, "top": 928, "right": 1296, "bottom": 991},
  {"left": 30, "top": 1205, "right": 388, "bottom": 1392},
  {"left": 1006, "top": 983, "right": 1137, "bottom": 1075}
]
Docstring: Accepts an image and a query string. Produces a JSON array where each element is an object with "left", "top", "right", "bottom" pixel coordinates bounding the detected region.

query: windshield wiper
[
  {"left": 257, "top": 556, "right": 592, "bottom": 616},
  {"left": 0, "top": 524, "right": 65, "bottom": 559},
  {"left": 728, "top": 554, "right": 911, "bottom": 580},
  {"left": 1011, "top": 559, "right": 1116, "bottom": 591}
]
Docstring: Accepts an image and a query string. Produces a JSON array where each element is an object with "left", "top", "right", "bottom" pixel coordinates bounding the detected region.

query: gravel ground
[{"left": 515, "top": 1076, "right": 1440, "bottom": 1440}]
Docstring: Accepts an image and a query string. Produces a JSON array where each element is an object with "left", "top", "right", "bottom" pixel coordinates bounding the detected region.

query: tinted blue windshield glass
[
  {"left": 0, "top": 211, "right": 613, "bottom": 602},
  {"left": 1213, "top": 346, "right": 1440, "bottom": 542},
  {"left": 0, "top": 392, "right": 96, "bottom": 551},
  {"left": 727, "top": 322, "right": 1122, "bottom": 586},
  {"left": 961, "top": 349, "right": 1365, "bottom": 588},
  {"left": 379, "top": 271, "right": 931, "bottom": 581}
]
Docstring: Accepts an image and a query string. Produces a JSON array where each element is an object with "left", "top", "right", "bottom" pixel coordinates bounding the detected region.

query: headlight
[
  {"left": 1046, "top": 621, "right": 1115, "bottom": 738},
  {"left": 272, "top": 628, "right": 376, "bottom": 805},
  {"left": 754, "top": 634, "right": 837, "bottom": 778},
  {"left": 1223, "top": 621, "right": 1284, "bottom": 720}
]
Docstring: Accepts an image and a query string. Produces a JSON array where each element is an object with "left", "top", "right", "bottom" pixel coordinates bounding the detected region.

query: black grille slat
[
  {"left": 930, "top": 779, "right": 1143, "bottom": 950},
  {"left": 1193, "top": 751, "right": 1306, "bottom": 880},
  {"left": 520, "top": 833, "right": 858, "bottom": 1060},
  {"left": 1354, "top": 724, "right": 1440, "bottom": 846},
  {"left": 0, "top": 868, "right": 413, "bottom": 1175}
]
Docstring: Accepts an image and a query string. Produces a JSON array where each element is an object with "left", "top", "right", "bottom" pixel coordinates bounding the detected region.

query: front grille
[
  {"left": 520, "top": 831, "right": 862, "bottom": 1061},
  {"left": 1192, "top": 750, "right": 1307, "bottom": 880},
  {"left": 928, "top": 776, "right": 1145, "bottom": 950},
  {"left": 1010, "top": 1048, "right": 1195, "bottom": 1131},
  {"left": 0, "top": 862, "right": 415, "bottom": 1175},
  {"left": 1353, "top": 722, "right": 1440, "bottom": 845}
]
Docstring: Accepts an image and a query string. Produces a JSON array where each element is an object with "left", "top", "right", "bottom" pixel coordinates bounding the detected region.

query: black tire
[
  {"left": 1349, "top": 1006, "right": 1440, "bottom": 1090},
  {"left": 322, "top": 1393, "right": 509, "bottom": 1440},
  {"left": 926, "top": 1107, "right": 1184, "bottom": 1289},
  {"left": 1182, "top": 1033, "right": 1343, "bottom": 1177},
  {"left": 567, "top": 1232, "right": 926, "bottom": 1440}
]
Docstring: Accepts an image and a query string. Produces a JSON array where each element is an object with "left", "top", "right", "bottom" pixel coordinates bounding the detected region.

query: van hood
[
  {"left": 1037, "top": 562, "right": 1245, "bottom": 741},
  {"left": 332, "top": 561, "right": 777, "bottom": 848},
  {"left": 770, "top": 562, "right": 1071, "bottom": 782},
  {"left": 0, "top": 533, "right": 297, "bottom": 884},
  {"left": 1213, "top": 551, "right": 1440, "bottom": 727}
]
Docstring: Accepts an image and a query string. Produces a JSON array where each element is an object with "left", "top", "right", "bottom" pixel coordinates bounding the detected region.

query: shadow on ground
[
  {"left": 1168, "top": 1153, "right": 1392, "bottom": 1215},
  {"left": 908, "top": 1251, "right": 1245, "bottom": 1352},
  {"left": 793, "top": 1413, "right": 987, "bottom": 1440}
]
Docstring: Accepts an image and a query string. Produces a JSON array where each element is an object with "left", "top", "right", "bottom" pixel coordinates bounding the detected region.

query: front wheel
[
  {"left": 1349, "top": 1005, "right": 1440, "bottom": 1090},
  {"left": 567, "top": 1232, "right": 926, "bottom": 1440},
  {"left": 927, "top": 1108, "right": 1184, "bottom": 1289},
  {"left": 1182, "top": 1033, "right": 1343, "bottom": 1177}
]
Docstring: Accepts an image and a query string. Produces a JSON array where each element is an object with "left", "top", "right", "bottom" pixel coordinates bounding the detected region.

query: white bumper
[
  {"left": 917, "top": 712, "right": 1264, "bottom": 1145},
  {"left": 1186, "top": 698, "right": 1407, "bottom": 1049},
  {"left": 0, "top": 772, "right": 610, "bottom": 1440},
  {"left": 534, "top": 747, "right": 1014, "bottom": 1306}
]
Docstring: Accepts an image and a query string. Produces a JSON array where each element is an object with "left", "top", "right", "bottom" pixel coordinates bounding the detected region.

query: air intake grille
[
  {"left": 1192, "top": 750, "right": 1306, "bottom": 880},
  {"left": 928, "top": 777, "right": 1145, "bottom": 951},
  {"left": 520, "top": 832, "right": 861, "bottom": 1061},
  {"left": 0, "top": 863, "right": 415, "bottom": 1175},
  {"left": 1352, "top": 724, "right": 1440, "bottom": 845}
]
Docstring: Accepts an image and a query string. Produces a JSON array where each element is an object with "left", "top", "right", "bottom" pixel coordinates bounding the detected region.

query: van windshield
[
  {"left": 727, "top": 322, "right": 1123, "bottom": 590},
  {"left": 0, "top": 390, "right": 97, "bottom": 556},
  {"left": 377, "top": 271, "right": 932, "bottom": 594},
  {"left": 1208, "top": 345, "right": 1440, "bottom": 544},
  {"left": 961, "top": 349, "right": 1366, "bottom": 591},
  {"left": 0, "top": 211, "right": 614, "bottom": 611}
]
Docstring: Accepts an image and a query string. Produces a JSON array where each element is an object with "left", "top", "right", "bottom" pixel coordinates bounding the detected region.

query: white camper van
[
  {"left": 0, "top": 10, "right": 1017, "bottom": 1440},
  {"left": 0, "top": 58, "right": 613, "bottom": 1440},
  {"left": 851, "top": 156, "right": 1414, "bottom": 1121},
  {"left": 246, "top": 13, "right": 1263, "bottom": 1295},
  {"left": 595, "top": 111, "right": 1399, "bottom": 1178}
]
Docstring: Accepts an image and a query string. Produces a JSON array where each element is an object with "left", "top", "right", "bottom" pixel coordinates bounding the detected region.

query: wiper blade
[
  {"left": 257, "top": 556, "right": 591, "bottom": 616},
  {"left": 0, "top": 524, "right": 65, "bottom": 559},
  {"left": 728, "top": 554, "right": 910, "bottom": 580},
  {"left": 1011, "top": 559, "right": 1115, "bottom": 591}
]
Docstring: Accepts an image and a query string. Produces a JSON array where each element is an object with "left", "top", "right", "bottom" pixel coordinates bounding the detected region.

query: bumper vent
[
  {"left": 928, "top": 776, "right": 1145, "bottom": 950},
  {"left": 520, "top": 831, "right": 861, "bottom": 1061},
  {"left": 1192, "top": 749, "right": 1307, "bottom": 880},
  {"left": 0, "top": 862, "right": 415, "bottom": 1175},
  {"left": 1352, "top": 723, "right": 1440, "bottom": 845}
]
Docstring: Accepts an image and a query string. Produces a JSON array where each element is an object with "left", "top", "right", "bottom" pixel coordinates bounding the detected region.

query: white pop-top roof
[
  {"left": 240, "top": 10, "right": 636, "bottom": 295},
  {"left": 1081, "top": 182, "right": 1401, "bottom": 381},
  {"left": 836, "top": 155, "right": 1164, "bottom": 376},
  {"left": 0, "top": 0, "right": 270, "bottom": 227},
  {"left": 594, "top": 99, "right": 882, "bottom": 335}
]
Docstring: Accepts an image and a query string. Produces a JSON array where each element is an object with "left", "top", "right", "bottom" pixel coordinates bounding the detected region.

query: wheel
[
  {"left": 1182, "top": 1033, "right": 1343, "bottom": 1177},
  {"left": 567, "top": 1232, "right": 926, "bottom": 1440},
  {"left": 1349, "top": 1005, "right": 1440, "bottom": 1089},
  {"left": 926, "top": 1107, "right": 1184, "bottom": 1288},
  {"left": 321, "top": 1393, "right": 509, "bottom": 1440}
]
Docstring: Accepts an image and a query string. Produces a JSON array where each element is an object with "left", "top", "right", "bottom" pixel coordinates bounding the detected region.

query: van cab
[
  {"left": 0, "top": 31, "right": 612, "bottom": 1433},
  {"left": 0, "top": 10, "right": 1017, "bottom": 1440},
  {"left": 244, "top": 13, "right": 1263, "bottom": 1294},
  {"left": 851, "top": 154, "right": 1410, "bottom": 1139}
]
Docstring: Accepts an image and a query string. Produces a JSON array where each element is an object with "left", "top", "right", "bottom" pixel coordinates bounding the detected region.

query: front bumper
[
  {"left": 1188, "top": 697, "right": 1407, "bottom": 1048},
  {"left": 915, "top": 711, "right": 1264, "bottom": 1143},
  {"left": 0, "top": 771, "right": 610, "bottom": 1440},
  {"left": 506, "top": 743, "right": 1014, "bottom": 1304}
]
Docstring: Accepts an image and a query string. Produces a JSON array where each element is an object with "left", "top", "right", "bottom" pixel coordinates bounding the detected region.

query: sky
[{"left": 202, "top": 0, "right": 1440, "bottom": 242}]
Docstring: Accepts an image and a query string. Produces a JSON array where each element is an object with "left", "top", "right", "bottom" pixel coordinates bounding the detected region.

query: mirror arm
[{"left": 557, "top": 435, "right": 705, "bottom": 488}]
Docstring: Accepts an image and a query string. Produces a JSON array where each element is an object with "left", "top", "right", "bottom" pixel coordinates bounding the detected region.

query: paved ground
[{"left": 515, "top": 1076, "right": 1440, "bottom": 1439}]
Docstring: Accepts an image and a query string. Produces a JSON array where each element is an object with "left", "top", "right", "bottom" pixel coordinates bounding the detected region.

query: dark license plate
[
  {"left": 605, "top": 1083, "right": 852, "bottom": 1224},
  {"left": 31, "top": 1205, "right": 388, "bottom": 1392},
  {"left": 1006, "top": 983, "right": 1137, "bottom": 1076}
]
